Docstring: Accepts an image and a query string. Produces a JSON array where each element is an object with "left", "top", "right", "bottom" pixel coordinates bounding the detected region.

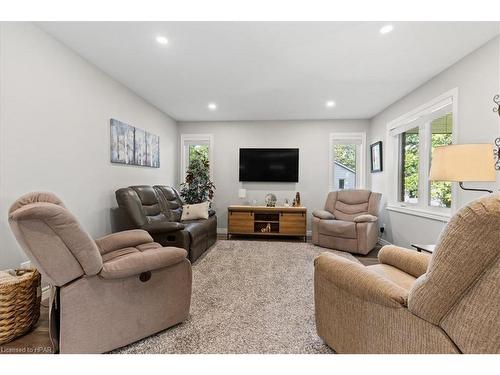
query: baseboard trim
[{"left": 378, "top": 238, "right": 391, "bottom": 246}]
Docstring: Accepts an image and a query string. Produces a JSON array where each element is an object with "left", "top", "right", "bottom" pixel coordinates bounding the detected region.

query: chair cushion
[
  {"left": 367, "top": 264, "right": 417, "bottom": 291},
  {"left": 100, "top": 242, "right": 187, "bottom": 279},
  {"left": 153, "top": 185, "right": 184, "bottom": 222},
  {"left": 337, "top": 189, "right": 372, "bottom": 205},
  {"left": 318, "top": 219, "right": 357, "bottom": 239},
  {"left": 334, "top": 200, "right": 369, "bottom": 222}
]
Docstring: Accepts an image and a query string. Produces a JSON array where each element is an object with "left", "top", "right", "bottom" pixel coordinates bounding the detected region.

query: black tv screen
[{"left": 239, "top": 148, "right": 299, "bottom": 182}]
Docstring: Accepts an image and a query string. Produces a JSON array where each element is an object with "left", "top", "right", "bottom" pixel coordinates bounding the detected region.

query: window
[
  {"left": 400, "top": 126, "right": 420, "bottom": 204},
  {"left": 387, "top": 89, "right": 457, "bottom": 219},
  {"left": 429, "top": 114, "right": 453, "bottom": 208},
  {"left": 330, "top": 133, "right": 366, "bottom": 191},
  {"left": 180, "top": 134, "right": 213, "bottom": 183}
]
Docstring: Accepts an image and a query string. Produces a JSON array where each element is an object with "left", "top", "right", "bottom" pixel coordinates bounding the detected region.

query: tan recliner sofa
[
  {"left": 8, "top": 192, "right": 192, "bottom": 353},
  {"left": 312, "top": 189, "right": 382, "bottom": 255},
  {"left": 314, "top": 193, "right": 500, "bottom": 354}
]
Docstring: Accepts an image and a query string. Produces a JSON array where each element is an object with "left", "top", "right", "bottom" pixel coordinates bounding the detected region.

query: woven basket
[{"left": 0, "top": 268, "right": 41, "bottom": 345}]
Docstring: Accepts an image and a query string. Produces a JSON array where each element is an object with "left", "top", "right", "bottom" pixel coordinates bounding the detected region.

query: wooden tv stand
[{"left": 227, "top": 205, "right": 307, "bottom": 241}]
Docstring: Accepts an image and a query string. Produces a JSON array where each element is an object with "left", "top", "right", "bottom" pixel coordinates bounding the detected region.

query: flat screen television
[{"left": 239, "top": 148, "right": 299, "bottom": 182}]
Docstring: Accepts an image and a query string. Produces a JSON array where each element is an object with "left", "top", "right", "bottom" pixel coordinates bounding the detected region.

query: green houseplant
[{"left": 180, "top": 148, "right": 215, "bottom": 204}]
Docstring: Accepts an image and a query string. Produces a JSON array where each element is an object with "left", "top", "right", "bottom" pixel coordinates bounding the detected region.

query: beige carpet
[{"left": 114, "top": 239, "right": 359, "bottom": 354}]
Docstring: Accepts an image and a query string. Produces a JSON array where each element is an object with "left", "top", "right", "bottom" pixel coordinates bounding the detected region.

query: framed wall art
[{"left": 370, "top": 141, "right": 383, "bottom": 173}]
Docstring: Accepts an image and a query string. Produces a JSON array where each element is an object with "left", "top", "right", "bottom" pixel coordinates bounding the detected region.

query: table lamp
[{"left": 429, "top": 144, "right": 496, "bottom": 193}]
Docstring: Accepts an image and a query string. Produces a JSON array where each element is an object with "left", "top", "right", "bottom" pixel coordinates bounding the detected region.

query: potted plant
[{"left": 180, "top": 148, "right": 215, "bottom": 204}]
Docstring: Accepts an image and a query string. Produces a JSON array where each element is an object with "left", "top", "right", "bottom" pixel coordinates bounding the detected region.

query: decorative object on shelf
[
  {"left": 293, "top": 192, "right": 301, "bottom": 207},
  {"left": 0, "top": 268, "right": 41, "bottom": 345},
  {"left": 493, "top": 95, "right": 500, "bottom": 170},
  {"left": 261, "top": 223, "right": 272, "bottom": 233},
  {"left": 265, "top": 193, "right": 277, "bottom": 207},
  {"left": 110, "top": 118, "right": 160, "bottom": 168},
  {"left": 370, "top": 141, "right": 383, "bottom": 173},
  {"left": 429, "top": 144, "right": 496, "bottom": 193},
  {"left": 283, "top": 198, "right": 290, "bottom": 207},
  {"left": 180, "top": 148, "right": 215, "bottom": 204}
]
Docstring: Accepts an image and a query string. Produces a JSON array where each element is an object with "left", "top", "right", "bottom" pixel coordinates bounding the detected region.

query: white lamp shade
[
  {"left": 429, "top": 144, "right": 496, "bottom": 182},
  {"left": 238, "top": 188, "right": 247, "bottom": 199}
]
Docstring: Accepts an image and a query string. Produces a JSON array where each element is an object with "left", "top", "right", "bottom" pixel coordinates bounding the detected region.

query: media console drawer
[{"left": 227, "top": 205, "right": 307, "bottom": 241}]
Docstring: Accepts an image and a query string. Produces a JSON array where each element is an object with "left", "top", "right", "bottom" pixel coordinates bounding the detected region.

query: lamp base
[{"left": 459, "top": 181, "right": 493, "bottom": 194}]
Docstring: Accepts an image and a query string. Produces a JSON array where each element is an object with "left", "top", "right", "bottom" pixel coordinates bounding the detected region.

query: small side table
[{"left": 411, "top": 244, "right": 435, "bottom": 254}]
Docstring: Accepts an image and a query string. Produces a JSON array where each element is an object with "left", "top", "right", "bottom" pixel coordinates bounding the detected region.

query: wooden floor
[{"left": 1, "top": 236, "right": 379, "bottom": 354}]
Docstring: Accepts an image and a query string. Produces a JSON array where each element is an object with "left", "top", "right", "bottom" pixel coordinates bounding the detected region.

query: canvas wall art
[
  {"left": 110, "top": 118, "right": 160, "bottom": 168},
  {"left": 146, "top": 132, "right": 160, "bottom": 167},
  {"left": 134, "top": 128, "right": 146, "bottom": 166},
  {"left": 110, "top": 119, "right": 135, "bottom": 165}
]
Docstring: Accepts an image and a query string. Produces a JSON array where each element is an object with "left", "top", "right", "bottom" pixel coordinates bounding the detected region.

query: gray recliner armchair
[
  {"left": 8, "top": 192, "right": 192, "bottom": 353},
  {"left": 312, "top": 189, "right": 382, "bottom": 255}
]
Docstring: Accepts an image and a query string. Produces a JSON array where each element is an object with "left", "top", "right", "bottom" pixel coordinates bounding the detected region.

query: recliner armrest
[
  {"left": 95, "top": 229, "right": 153, "bottom": 255},
  {"left": 378, "top": 245, "right": 430, "bottom": 278},
  {"left": 353, "top": 214, "right": 378, "bottom": 223},
  {"left": 142, "top": 221, "right": 185, "bottom": 234},
  {"left": 100, "top": 246, "right": 188, "bottom": 279},
  {"left": 314, "top": 252, "right": 408, "bottom": 308},
  {"left": 312, "top": 210, "right": 335, "bottom": 220}
]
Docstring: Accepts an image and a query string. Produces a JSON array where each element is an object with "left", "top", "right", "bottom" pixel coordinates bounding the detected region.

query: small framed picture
[{"left": 370, "top": 141, "right": 383, "bottom": 173}]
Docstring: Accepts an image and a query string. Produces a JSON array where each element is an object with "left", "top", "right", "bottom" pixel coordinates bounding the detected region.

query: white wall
[
  {"left": 369, "top": 36, "right": 500, "bottom": 247},
  {"left": 178, "top": 120, "right": 370, "bottom": 231},
  {"left": 0, "top": 23, "right": 178, "bottom": 268}
]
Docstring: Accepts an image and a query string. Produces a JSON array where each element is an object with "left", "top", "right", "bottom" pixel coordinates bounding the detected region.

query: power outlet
[{"left": 20, "top": 260, "right": 32, "bottom": 269}]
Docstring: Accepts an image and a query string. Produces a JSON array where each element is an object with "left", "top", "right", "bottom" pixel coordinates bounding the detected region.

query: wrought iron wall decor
[
  {"left": 493, "top": 94, "right": 500, "bottom": 116},
  {"left": 494, "top": 95, "right": 500, "bottom": 170}
]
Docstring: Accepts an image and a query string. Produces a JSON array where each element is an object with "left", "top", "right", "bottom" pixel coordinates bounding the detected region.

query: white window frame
[
  {"left": 180, "top": 134, "right": 214, "bottom": 184},
  {"left": 329, "top": 132, "right": 366, "bottom": 191},
  {"left": 385, "top": 88, "right": 458, "bottom": 222}
]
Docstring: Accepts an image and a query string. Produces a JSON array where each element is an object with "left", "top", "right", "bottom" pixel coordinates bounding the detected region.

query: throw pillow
[{"left": 181, "top": 201, "right": 210, "bottom": 221}]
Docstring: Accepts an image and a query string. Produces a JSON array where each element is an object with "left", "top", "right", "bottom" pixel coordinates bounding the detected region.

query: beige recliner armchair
[
  {"left": 312, "top": 189, "right": 382, "bottom": 254},
  {"left": 314, "top": 193, "right": 500, "bottom": 353},
  {"left": 8, "top": 192, "right": 192, "bottom": 353}
]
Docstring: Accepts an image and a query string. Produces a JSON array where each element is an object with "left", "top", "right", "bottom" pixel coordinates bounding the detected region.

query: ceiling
[{"left": 38, "top": 22, "right": 500, "bottom": 122}]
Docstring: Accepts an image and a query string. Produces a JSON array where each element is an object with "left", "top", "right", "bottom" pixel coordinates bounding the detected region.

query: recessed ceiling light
[
  {"left": 155, "top": 35, "right": 169, "bottom": 45},
  {"left": 326, "top": 100, "right": 336, "bottom": 108},
  {"left": 207, "top": 103, "right": 217, "bottom": 111},
  {"left": 379, "top": 24, "right": 394, "bottom": 35}
]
